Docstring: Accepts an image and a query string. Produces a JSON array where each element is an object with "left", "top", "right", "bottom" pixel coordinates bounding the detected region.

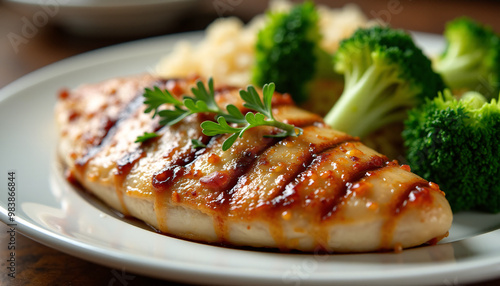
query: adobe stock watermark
[
  {"left": 476, "top": 74, "right": 500, "bottom": 99},
  {"left": 7, "top": 0, "right": 69, "bottom": 54},
  {"left": 5, "top": 171, "right": 17, "bottom": 279},
  {"left": 370, "top": 0, "right": 413, "bottom": 26},
  {"left": 108, "top": 268, "right": 135, "bottom": 286},
  {"left": 213, "top": 0, "right": 244, "bottom": 17},
  {"left": 282, "top": 247, "right": 330, "bottom": 286},
  {"left": 443, "top": 276, "right": 461, "bottom": 286}
]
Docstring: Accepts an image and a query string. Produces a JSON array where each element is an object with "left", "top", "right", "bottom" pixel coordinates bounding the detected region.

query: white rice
[{"left": 155, "top": 0, "right": 370, "bottom": 87}]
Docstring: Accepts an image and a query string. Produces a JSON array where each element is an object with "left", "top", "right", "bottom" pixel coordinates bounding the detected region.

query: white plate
[{"left": 1, "top": 32, "right": 500, "bottom": 286}]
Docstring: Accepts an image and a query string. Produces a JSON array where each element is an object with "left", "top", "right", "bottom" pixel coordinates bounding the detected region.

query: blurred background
[
  {"left": 1, "top": 0, "right": 500, "bottom": 285},
  {"left": 1, "top": 0, "right": 500, "bottom": 89}
]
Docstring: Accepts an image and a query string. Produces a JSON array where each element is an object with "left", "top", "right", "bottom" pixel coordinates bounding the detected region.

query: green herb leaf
[
  {"left": 245, "top": 112, "right": 267, "bottom": 126},
  {"left": 262, "top": 82, "right": 275, "bottom": 119},
  {"left": 135, "top": 132, "right": 160, "bottom": 143},
  {"left": 201, "top": 116, "right": 242, "bottom": 136},
  {"left": 144, "top": 86, "right": 183, "bottom": 117},
  {"left": 221, "top": 104, "right": 246, "bottom": 123},
  {"left": 191, "top": 78, "right": 218, "bottom": 111},
  {"left": 139, "top": 78, "right": 302, "bottom": 151},
  {"left": 191, "top": 139, "right": 207, "bottom": 148},
  {"left": 157, "top": 107, "right": 191, "bottom": 126},
  {"left": 240, "top": 83, "right": 277, "bottom": 119},
  {"left": 222, "top": 133, "right": 240, "bottom": 151},
  {"left": 240, "top": 86, "right": 266, "bottom": 115}
]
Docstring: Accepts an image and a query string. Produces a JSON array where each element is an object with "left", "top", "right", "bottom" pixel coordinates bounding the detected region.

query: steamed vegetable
[
  {"left": 253, "top": 1, "right": 335, "bottom": 104},
  {"left": 324, "top": 26, "right": 446, "bottom": 138},
  {"left": 434, "top": 17, "right": 500, "bottom": 100},
  {"left": 403, "top": 90, "right": 500, "bottom": 213}
]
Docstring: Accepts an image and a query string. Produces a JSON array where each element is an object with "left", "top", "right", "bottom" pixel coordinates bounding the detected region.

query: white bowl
[{"left": 5, "top": 0, "right": 200, "bottom": 37}]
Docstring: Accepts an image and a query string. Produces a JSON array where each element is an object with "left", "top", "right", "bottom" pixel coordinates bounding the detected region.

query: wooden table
[{"left": 1, "top": 0, "right": 499, "bottom": 285}]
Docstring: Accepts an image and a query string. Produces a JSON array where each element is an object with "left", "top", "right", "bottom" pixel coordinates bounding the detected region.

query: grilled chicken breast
[{"left": 55, "top": 74, "right": 452, "bottom": 252}]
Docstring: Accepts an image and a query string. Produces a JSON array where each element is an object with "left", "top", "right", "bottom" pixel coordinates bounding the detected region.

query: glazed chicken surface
[{"left": 55, "top": 74, "right": 452, "bottom": 252}]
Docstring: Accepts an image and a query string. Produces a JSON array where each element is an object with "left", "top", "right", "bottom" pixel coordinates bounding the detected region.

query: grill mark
[
  {"left": 152, "top": 132, "right": 210, "bottom": 232},
  {"left": 379, "top": 180, "right": 429, "bottom": 249},
  {"left": 211, "top": 138, "right": 280, "bottom": 243},
  {"left": 75, "top": 117, "right": 116, "bottom": 172},
  {"left": 153, "top": 165, "right": 188, "bottom": 193},
  {"left": 74, "top": 94, "right": 144, "bottom": 174},
  {"left": 148, "top": 78, "right": 306, "bottom": 200},
  {"left": 272, "top": 139, "right": 360, "bottom": 207},
  {"left": 111, "top": 78, "right": 196, "bottom": 217},
  {"left": 149, "top": 111, "right": 215, "bottom": 232},
  {"left": 393, "top": 181, "right": 433, "bottom": 214},
  {"left": 152, "top": 81, "right": 323, "bottom": 241},
  {"left": 149, "top": 111, "right": 214, "bottom": 193},
  {"left": 208, "top": 143, "right": 278, "bottom": 205},
  {"left": 113, "top": 149, "right": 145, "bottom": 215},
  {"left": 114, "top": 121, "right": 166, "bottom": 192},
  {"left": 256, "top": 151, "right": 312, "bottom": 209},
  {"left": 83, "top": 79, "right": 173, "bottom": 213},
  {"left": 224, "top": 129, "right": 354, "bottom": 249},
  {"left": 209, "top": 147, "right": 287, "bottom": 243},
  {"left": 189, "top": 120, "right": 312, "bottom": 242},
  {"left": 148, "top": 81, "right": 311, "bottom": 209},
  {"left": 98, "top": 78, "right": 197, "bottom": 231},
  {"left": 230, "top": 130, "right": 354, "bottom": 213},
  {"left": 152, "top": 133, "right": 213, "bottom": 194},
  {"left": 211, "top": 152, "right": 265, "bottom": 242},
  {"left": 271, "top": 140, "right": 384, "bottom": 250},
  {"left": 116, "top": 149, "right": 146, "bottom": 178},
  {"left": 153, "top": 164, "right": 188, "bottom": 232},
  {"left": 322, "top": 155, "right": 390, "bottom": 220}
]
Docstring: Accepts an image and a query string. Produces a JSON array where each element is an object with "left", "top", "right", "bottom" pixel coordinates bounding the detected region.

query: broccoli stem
[
  {"left": 324, "top": 64, "right": 402, "bottom": 137},
  {"left": 435, "top": 47, "right": 485, "bottom": 89},
  {"left": 352, "top": 100, "right": 410, "bottom": 136},
  {"left": 325, "top": 26, "right": 446, "bottom": 139}
]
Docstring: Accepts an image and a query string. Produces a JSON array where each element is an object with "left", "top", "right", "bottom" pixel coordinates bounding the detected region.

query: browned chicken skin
[{"left": 55, "top": 74, "right": 452, "bottom": 252}]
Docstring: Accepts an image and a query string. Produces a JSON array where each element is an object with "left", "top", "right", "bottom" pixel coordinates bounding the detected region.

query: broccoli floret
[
  {"left": 324, "top": 26, "right": 446, "bottom": 138},
  {"left": 403, "top": 90, "right": 500, "bottom": 212},
  {"left": 253, "top": 1, "right": 331, "bottom": 104},
  {"left": 434, "top": 17, "right": 500, "bottom": 100}
]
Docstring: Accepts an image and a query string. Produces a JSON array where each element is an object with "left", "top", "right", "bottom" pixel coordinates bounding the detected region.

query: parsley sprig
[{"left": 136, "top": 78, "right": 303, "bottom": 151}]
